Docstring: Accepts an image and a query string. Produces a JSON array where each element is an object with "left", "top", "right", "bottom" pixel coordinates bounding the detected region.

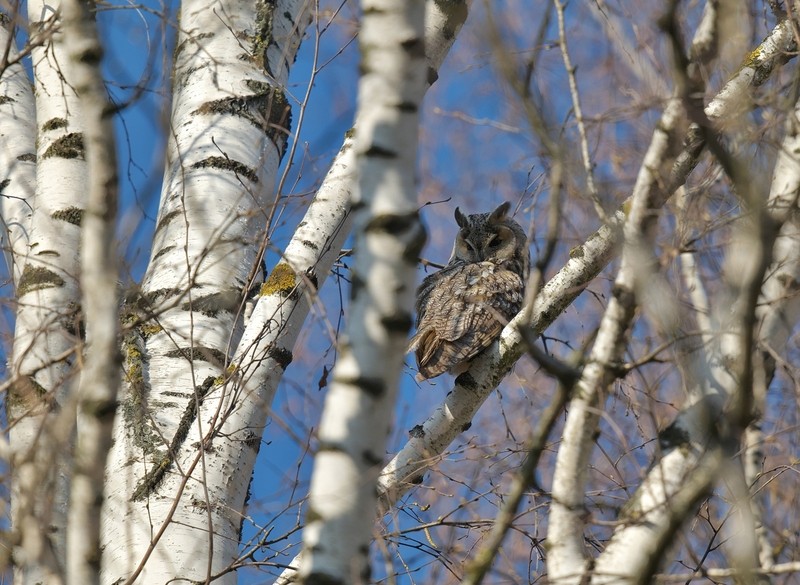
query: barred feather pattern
[{"left": 409, "top": 202, "right": 529, "bottom": 381}]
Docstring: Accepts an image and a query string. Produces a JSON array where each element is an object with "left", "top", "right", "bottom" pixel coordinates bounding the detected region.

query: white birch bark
[
  {"left": 0, "top": 16, "right": 36, "bottom": 287},
  {"left": 59, "top": 1, "right": 120, "bottom": 583},
  {"left": 297, "top": 1, "right": 427, "bottom": 583},
  {"left": 100, "top": 1, "right": 311, "bottom": 583},
  {"left": 8, "top": 0, "right": 90, "bottom": 580}
]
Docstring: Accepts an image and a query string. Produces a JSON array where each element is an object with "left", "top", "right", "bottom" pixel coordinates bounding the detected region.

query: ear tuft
[
  {"left": 488, "top": 201, "right": 511, "bottom": 223},
  {"left": 454, "top": 207, "right": 468, "bottom": 228}
]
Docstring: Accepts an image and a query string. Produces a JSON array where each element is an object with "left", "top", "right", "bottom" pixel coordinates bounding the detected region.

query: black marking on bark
[
  {"left": 17, "top": 153, "right": 36, "bottom": 162},
  {"left": 152, "top": 244, "right": 176, "bottom": 262},
  {"left": 427, "top": 67, "right": 439, "bottom": 86},
  {"left": 364, "top": 144, "right": 397, "bottom": 158},
  {"left": 305, "top": 267, "right": 319, "bottom": 291},
  {"left": 43, "top": 132, "right": 84, "bottom": 159},
  {"left": 381, "top": 311, "right": 413, "bottom": 334},
  {"left": 0, "top": 95, "right": 15, "bottom": 105},
  {"left": 409, "top": 424, "right": 425, "bottom": 438},
  {"left": 192, "top": 86, "right": 291, "bottom": 156},
  {"left": 455, "top": 371, "right": 478, "bottom": 391},
  {"left": 121, "top": 332, "right": 161, "bottom": 459},
  {"left": 461, "top": 421, "right": 472, "bottom": 432},
  {"left": 316, "top": 441, "right": 346, "bottom": 453},
  {"left": 77, "top": 46, "right": 102, "bottom": 65},
  {"left": 611, "top": 283, "right": 635, "bottom": 307},
  {"left": 305, "top": 573, "right": 345, "bottom": 585},
  {"left": 410, "top": 474, "right": 425, "bottom": 485},
  {"left": 51, "top": 206, "right": 84, "bottom": 226},
  {"left": 364, "top": 211, "right": 418, "bottom": 234},
  {"left": 181, "top": 289, "right": 241, "bottom": 317},
  {"left": 42, "top": 117, "right": 68, "bottom": 131},
  {"left": 253, "top": 0, "right": 277, "bottom": 75},
  {"left": 433, "top": 1, "right": 469, "bottom": 30},
  {"left": 173, "top": 31, "right": 213, "bottom": 61},
  {"left": 658, "top": 423, "right": 691, "bottom": 450},
  {"left": 163, "top": 346, "right": 228, "bottom": 366},
  {"left": 400, "top": 37, "right": 425, "bottom": 57},
  {"left": 336, "top": 375, "right": 385, "bottom": 398},
  {"left": 191, "top": 156, "right": 259, "bottom": 183},
  {"left": 305, "top": 506, "right": 323, "bottom": 525},
  {"left": 267, "top": 344, "right": 293, "bottom": 370},
  {"left": 132, "top": 376, "right": 216, "bottom": 501},
  {"left": 17, "top": 265, "right": 65, "bottom": 296},
  {"left": 397, "top": 101, "right": 418, "bottom": 113},
  {"left": 261, "top": 85, "right": 291, "bottom": 155},
  {"left": 361, "top": 560, "right": 372, "bottom": 582},
  {"left": 0, "top": 178, "right": 9, "bottom": 192},
  {"left": 405, "top": 224, "right": 428, "bottom": 263},
  {"left": 126, "top": 287, "right": 183, "bottom": 314},
  {"left": 81, "top": 397, "right": 119, "bottom": 420},
  {"left": 569, "top": 245, "right": 585, "bottom": 259},
  {"left": 154, "top": 208, "right": 182, "bottom": 235},
  {"left": 63, "top": 301, "right": 85, "bottom": 339},
  {"left": 362, "top": 449, "right": 383, "bottom": 466},
  {"left": 349, "top": 271, "right": 364, "bottom": 301},
  {"left": 243, "top": 430, "right": 261, "bottom": 451}
]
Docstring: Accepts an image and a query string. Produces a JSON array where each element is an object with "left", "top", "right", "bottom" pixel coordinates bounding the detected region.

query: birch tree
[{"left": 1, "top": 1, "right": 800, "bottom": 585}]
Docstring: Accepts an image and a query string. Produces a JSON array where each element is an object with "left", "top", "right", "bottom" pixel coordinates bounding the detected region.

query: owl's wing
[{"left": 410, "top": 264, "right": 523, "bottom": 380}]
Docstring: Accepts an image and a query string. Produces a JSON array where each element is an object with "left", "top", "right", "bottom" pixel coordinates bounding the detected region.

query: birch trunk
[
  {"left": 8, "top": 0, "right": 90, "bottom": 580},
  {"left": 59, "top": 0, "right": 120, "bottom": 582},
  {"left": 298, "top": 1, "right": 428, "bottom": 582},
  {"left": 100, "top": 1, "right": 310, "bottom": 582},
  {"left": 0, "top": 15, "right": 35, "bottom": 287}
]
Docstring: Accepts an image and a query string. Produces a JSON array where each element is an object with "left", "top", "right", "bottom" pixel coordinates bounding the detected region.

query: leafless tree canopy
[{"left": 1, "top": 1, "right": 799, "bottom": 584}]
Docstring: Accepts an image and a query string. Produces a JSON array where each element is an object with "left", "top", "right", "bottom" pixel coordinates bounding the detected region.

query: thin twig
[{"left": 555, "top": 0, "right": 608, "bottom": 223}]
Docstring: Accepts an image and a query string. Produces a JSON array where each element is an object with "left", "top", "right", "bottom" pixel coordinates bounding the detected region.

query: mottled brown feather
[
  {"left": 410, "top": 263, "right": 523, "bottom": 379},
  {"left": 409, "top": 202, "right": 529, "bottom": 382}
]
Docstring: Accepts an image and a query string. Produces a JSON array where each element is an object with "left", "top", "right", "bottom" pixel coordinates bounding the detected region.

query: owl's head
[{"left": 450, "top": 202, "right": 528, "bottom": 271}]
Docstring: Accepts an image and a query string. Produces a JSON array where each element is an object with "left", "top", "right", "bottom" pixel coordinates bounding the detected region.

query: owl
[{"left": 409, "top": 202, "right": 529, "bottom": 381}]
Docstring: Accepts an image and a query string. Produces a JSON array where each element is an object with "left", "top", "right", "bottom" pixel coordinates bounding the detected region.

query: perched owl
[{"left": 409, "top": 202, "right": 529, "bottom": 381}]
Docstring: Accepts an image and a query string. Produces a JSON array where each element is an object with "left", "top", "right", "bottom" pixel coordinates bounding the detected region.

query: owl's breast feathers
[{"left": 408, "top": 261, "right": 524, "bottom": 381}]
